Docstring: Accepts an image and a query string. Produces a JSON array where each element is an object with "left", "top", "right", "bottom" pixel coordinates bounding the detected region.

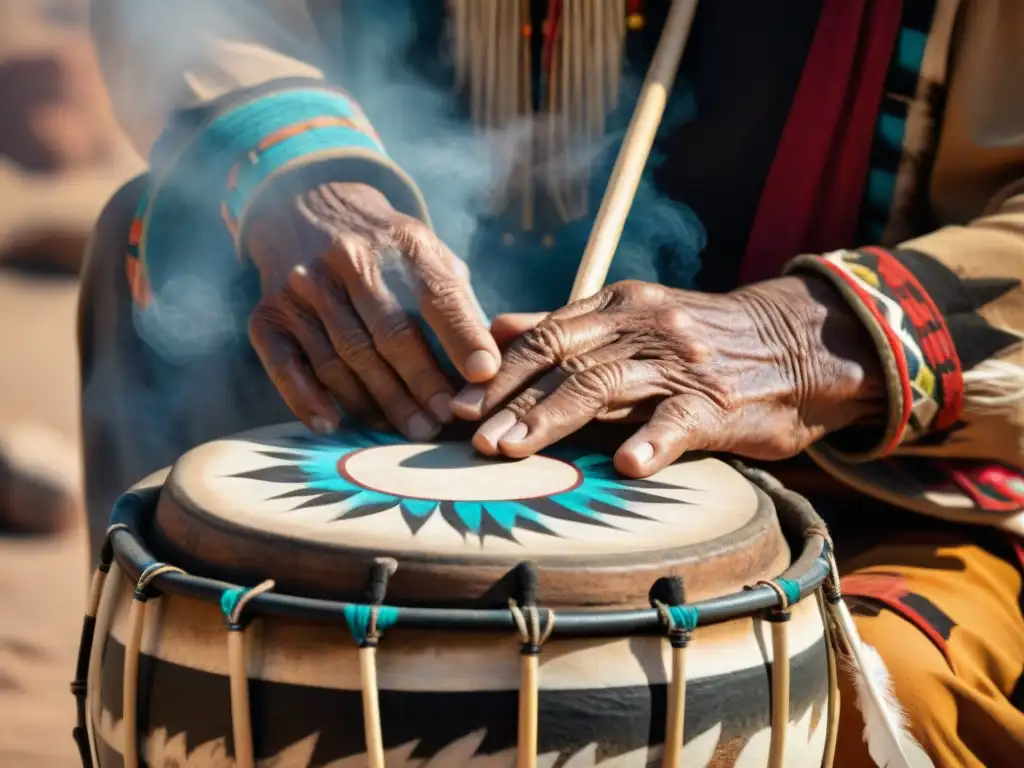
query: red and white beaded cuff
[{"left": 786, "top": 247, "right": 964, "bottom": 461}]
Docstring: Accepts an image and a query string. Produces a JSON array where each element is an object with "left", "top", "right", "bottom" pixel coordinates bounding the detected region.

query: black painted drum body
[{"left": 76, "top": 424, "right": 836, "bottom": 767}]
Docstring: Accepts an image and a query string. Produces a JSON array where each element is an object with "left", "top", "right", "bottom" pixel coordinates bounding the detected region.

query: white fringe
[{"left": 964, "top": 359, "right": 1024, "bottom": 412}]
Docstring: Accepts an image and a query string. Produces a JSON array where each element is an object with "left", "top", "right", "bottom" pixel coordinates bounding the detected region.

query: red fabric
[
  {"left": 806, "top": 3, "right": 904, "bottom": 253},
  {"left": 738, "top": 0, "right": 903, "bottom": 285},
  {"left": 937, "top": 461, "right": 1024, "bottom": 513},
  {"left": 842, "top": 573, "right": 952, "bottom": 664},
  {"left": 1013, "top": 539, "right": 1024, "bottom": 572}
]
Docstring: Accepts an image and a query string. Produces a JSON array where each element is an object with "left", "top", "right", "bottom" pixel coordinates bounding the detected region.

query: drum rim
[
  {"left": 101, "top": 462, "right": 832, "bottom": 637},
  {"left": 158, "top": 427, "right": 781, "bottom": 571},
  {"left": 158, "top": 463, "right": 780, "bottom": 570}
]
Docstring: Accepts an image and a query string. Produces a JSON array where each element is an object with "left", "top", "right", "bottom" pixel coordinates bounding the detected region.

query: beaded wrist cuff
[
  {"left": 786, "top": 247, "right": 964, "bottom": 461},
  {"left": 126, "top": 86, "right": 428, "bottom": 312}
]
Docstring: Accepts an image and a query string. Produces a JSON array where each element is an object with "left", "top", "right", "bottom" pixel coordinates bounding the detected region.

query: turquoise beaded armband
[{"left": 126, "top": 86, "right": 428, "bottom": 310}]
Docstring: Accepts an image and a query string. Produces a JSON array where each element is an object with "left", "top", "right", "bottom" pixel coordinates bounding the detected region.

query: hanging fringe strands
[
  {"left": 219, "top": 579, "right": 276, "bottom": 768},
  {"left": 343, "top": 558, "right": 400, "bottom": 768},
  {"left": 123, "top": 562, "right": 186, "bottom": 768},
  {"left": 448, "top": 0, "right": 636, "bottom": 226},
  {"left": 518, "top": 0, "right": 535, "bottom": 230},
  {"left": 70, "top": 523, "right": 129, "bottom": 768},
  {"left": 820, "top": 552, "right": 927, "bottom": 768},
  {"left": 509, "top": 562, "right": 556, "bottom": 768},
  {"left": 650, "top": 576, "right": 696, "bottom": 768},
  {"left": 569, "top": 0, "right": 699, "bottom": 301},
  {"left": 754, "top": 579, "right": 800, "bottom": 768}
]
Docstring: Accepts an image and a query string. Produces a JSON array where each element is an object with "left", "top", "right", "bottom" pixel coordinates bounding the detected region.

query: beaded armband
[{"left": 126, "top": 86, "right": 428, "bottom": 312}]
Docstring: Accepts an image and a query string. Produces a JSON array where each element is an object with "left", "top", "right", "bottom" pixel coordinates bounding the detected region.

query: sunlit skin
[
  {"left": 246, "top": 181, "right": 885, "bottom": 476},
  {"left": 450, "top": 278, "right": 887, "bottom": 477},
  {"left": 247, "top": 182, "right": 498, "bottom": 441}
]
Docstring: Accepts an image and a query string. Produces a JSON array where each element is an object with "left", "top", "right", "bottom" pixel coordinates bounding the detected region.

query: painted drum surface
[{"left": 85, "top": 423, "right": 830, "bottom": 767}]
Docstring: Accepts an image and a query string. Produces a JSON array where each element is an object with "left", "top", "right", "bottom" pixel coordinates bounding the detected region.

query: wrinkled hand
[
  {"left": 451, "top": 278, "right": 887, "bottom": 477},
  {"left": 247, "top": 182, "right": 499, "bottom": 439}
]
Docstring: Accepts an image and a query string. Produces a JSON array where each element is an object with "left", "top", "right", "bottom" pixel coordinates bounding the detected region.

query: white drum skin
[{"left": 85, "top": 563, "right": 829, "bottom": 767}]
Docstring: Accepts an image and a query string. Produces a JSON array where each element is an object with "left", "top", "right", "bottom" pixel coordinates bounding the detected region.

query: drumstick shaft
[
  {"left": 360, "top": 647, "right": 387, "bottom": 768},
  {"left": 662, "top": 645, "right": 687, "bottom": 767},
  {"left": 568, "top": 0, "right": 699, "bottom": 302},
  {"left": 767, "top": 621, "right": 791, "bottom": 768},
  {"left": 228, "top": 631, "right": 255, "bottom": 768},
  {"left": 517, "top": 653, "right": 540, "bottom": 768}
]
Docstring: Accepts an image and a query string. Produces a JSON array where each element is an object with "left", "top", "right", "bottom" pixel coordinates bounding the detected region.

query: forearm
[{"left": 92, "top": 2, "right": 430, "bottom": 306}]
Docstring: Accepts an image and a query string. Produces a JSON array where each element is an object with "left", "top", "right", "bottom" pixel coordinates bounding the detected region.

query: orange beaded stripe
[
  {"left": 127, "top": 110, "right": 380, "bottom": 309},
  {"left": 125, "top": 215, "right": 151, "bottom": 309},
  {"left": 220, "top": 114, "right": 381, "bottom": 238}
]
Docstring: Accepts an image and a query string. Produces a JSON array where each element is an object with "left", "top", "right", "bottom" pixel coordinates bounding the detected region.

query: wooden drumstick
[{"left": 568, "top": 0, "right": 699, "bottom": 302}]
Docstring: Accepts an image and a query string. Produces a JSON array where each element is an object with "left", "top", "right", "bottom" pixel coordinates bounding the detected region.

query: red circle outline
[{"left": 336, "top": 446, "right": 585, "bottom": 502}]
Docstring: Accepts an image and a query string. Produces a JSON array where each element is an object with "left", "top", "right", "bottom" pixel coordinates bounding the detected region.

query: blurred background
[{"left": 0, "top": 1, "right": 143, "bottom": 764}]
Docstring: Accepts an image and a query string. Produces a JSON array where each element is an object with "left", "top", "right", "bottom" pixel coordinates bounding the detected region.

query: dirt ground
[{"left": 0, "top": 272, "right": 89, "bottom": 767}]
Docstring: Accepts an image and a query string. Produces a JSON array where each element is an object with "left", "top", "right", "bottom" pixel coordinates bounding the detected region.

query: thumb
[
  {"left": 613, "top": 394, "right": 722, "bottom": 477},
  {"left": 490, "top": 312, "right": 549, "bottom": 350}
]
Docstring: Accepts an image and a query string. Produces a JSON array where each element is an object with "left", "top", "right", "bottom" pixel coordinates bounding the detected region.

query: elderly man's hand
[
  {"left": 451, "top": 278, "right": 887, "bottom": 477},
  {"left": 246, "top": 182, "right": 499, "bottom": 440}
]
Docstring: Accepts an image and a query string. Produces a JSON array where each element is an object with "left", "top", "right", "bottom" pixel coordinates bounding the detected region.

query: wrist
[
  {"left": 246, "top": 182, "right": 406, "bottom": 295},
  {"left": 740, "top": 275, "right": 888, "bottom": 431}
]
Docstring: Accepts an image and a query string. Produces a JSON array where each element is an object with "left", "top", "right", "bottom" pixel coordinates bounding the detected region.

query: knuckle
[
  {"left": 368, "top": 312, "right": 416, "bottom": 358},
  {"left": 390, "top": 217, "right": 432, "bottom": 251},
  {"left": 314, "top": 358, "right": 350, "bottom": 384},
  {"left": 285, "top": 263, "right": 316, "bottom": 296},
  {"left": 614, "top": 279, "right": 664, "bottom": 304},
  {"left": 655, "top": 306, "right": 695, "bottom": 335},
  {"left": 332, "top": 326, "right": 377, "bottom": 369},
  {"left": 344, "top": 246, "right": 382, "bottom": 284},
  {"left": 658, "top": 397, "right": 705, "bottom": 432},
  {"left": 507, "top": 392, "right": 540, "bottom": 419},
  {"left": 567, "top": 365, "right": 617, "bottom": 404},
  {"left": 559, "top": 355, "right": 591, "bottom": 375},
  {"left": 420, "top": 273, "right": 465, "bottom": 313},
  {"left": 283, "top": 295, "right": 318, "bottom": 327},
  {"left": 248, "top": 301, "right": 288, "bottom": 339},
  {"left": 518, "top": 324, "right": 565, "bottom": 364}
]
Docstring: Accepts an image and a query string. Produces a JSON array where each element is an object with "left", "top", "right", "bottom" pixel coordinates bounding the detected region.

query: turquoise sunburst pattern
[{"left": 232, "top": 429, "right": 683, "bottom": 544}]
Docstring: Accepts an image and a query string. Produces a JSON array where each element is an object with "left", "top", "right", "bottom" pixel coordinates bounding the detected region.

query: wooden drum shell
[{"left": 85, "top": 561, "right": 830, "bottom": 767}]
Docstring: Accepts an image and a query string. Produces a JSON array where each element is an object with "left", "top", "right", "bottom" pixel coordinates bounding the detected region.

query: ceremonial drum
[{"left": 74, "top": 423, "right": 841, "bottom": 768}]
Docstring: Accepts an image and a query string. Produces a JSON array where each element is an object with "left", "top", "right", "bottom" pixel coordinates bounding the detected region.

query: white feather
[
  {"left": 828, "top": 599, "right": 934, "bottom": 768},
  {"left": 964, "top": 359, "right": 1024, "bottom": 411}
]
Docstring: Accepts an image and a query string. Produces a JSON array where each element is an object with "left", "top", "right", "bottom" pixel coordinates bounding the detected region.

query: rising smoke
[
  {"left": 79, "top": 0, "right": 709, "bottom": 547},
  {"left": 92, "top": 0, "right": 707, "bottom": 335}
]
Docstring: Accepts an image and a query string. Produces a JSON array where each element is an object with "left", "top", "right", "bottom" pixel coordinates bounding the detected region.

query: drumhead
[{"left": 151, "top": 423, "right": 790, "bottom": 607}]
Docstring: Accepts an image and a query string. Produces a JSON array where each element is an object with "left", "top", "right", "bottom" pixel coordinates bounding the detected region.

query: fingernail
[
  {"left": 451, "top": 385, "right": 485, "bottom": 416},
  {"left": 626, "top": 442, "right": 655, "bottom": 465},
  {"left": 465, "top": 350, "right": 498, "bottom": 381},
  {"left": 428, "top": 393, "right": 453, "bottom": 423},
  {"left": 405, "top": 412, "right": 440, "bottom": 442},
  {"left": 501, "top": 422, "right": 528, "bottom": 444},
  {"left": 474, "top": 410, "right": 517, "bottom": 450},
  {"left": 453, "top": 259, "right": 471, "bottom": 279},
  {"left": 311, "top": 416, "right": 335, "bottom": 435}
]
